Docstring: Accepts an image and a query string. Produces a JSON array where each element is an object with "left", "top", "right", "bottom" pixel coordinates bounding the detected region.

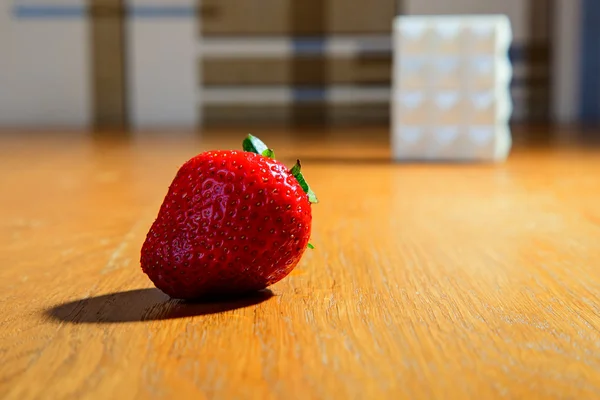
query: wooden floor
[{"left": 1, "top": 127, "right": 600, "bottom": 399}]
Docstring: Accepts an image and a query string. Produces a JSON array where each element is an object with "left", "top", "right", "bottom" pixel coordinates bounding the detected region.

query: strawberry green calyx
[
  {"left": 262, "top": 148, "right": 275, "bottom": 159},
  {"left": 307, "top": 243, "right": 315, "bottom": 249},
  {"left": 242, "top": 134, "right": 318, "bottom": 204},
  {"left": 290, "top": 160, "right": 318, "bottom": 204},
  {"left": 243, "top": 134, "right": 275, "bottom": 159}
]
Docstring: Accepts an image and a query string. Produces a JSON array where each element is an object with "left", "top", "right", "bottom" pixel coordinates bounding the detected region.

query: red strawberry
[{"left": 140, "top": 135, "right": 317, "bottom": 299}]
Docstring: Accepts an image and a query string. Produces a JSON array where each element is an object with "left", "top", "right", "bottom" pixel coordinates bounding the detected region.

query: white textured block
[
  {"left": 392, "top": 15, "right": 513, "bottom": 162},
  {"left": 430, "top": 56, "right": 462, "bottom": 90},
  {"left": 431, "top": 91, "right": 464, "bottom": 125},
  {"left": 398, "top": 58, "right": 430, "bottom": 89},
  {"left": 391, "top": 125, "right": 512, "bottom": 162},
  {"left": 467, "top": 55, "right": 512, "bottom": 90},
  {"left": 466, "top": 18, "right": 512, "bottom": 56},
  {"left": 396, "top": 91, "right": 431, "bottom": 124},
  {"left": 431, "top": 21, "right": 465, "bottom": 54},
  {"left": 398, "top": 20, "right": 433, "bottom": 55}
]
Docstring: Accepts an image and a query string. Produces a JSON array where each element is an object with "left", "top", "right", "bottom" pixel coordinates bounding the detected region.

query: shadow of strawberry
[{"left": 45, "top": 288, "right": 274, "bottom": 324}]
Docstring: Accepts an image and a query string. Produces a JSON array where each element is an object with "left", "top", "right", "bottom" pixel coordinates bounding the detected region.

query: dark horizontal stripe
[
  {"left": 200, "top": 85, "right": 549, "bottom": 94},
  {"left": 201, "top": 68, "right": 548, "bottom": 87},
  {"left": 201, "top": 29, "right": 394, "bottom": 36},
  {"left": 200, "top": 79, "right": 547, "bottom": 90},
  {"left": 203, "top": 103, "right": 543, "bottom": 125},
  {"left": 201, "top": 80, "right": 392, "bottom": 86},
  {"left": 127, "top": 5, "right": 196, "bottom": 18},
  {"left": 203, "top": 85, "right": 388, "bottom": 90},
  {"left": 202, "top": 104, "right": 390, "bottom": 127},
  {"left": 202, "top": 34, "right": 392, "bottom": 40}
]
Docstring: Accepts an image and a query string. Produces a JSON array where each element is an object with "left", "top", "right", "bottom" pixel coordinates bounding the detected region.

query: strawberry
[{"left": 140, "top": 135, "right": 318, "bottom": 299}]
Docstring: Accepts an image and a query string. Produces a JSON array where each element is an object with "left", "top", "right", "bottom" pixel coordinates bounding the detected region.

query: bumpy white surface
[{"left": 392, "top": 15, "right": 513, "bottom": 162}]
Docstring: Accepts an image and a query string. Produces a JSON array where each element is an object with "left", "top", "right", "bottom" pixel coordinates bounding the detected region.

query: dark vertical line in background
[
  {"left": 289, "top": 0, "right": 328, "bottom": 127},
  {"left": 91, "top": 0, "right": 128, "bottom": 130},
  {"left": 544, "top": 0, "right": 556, "bottom": 123},
  {"left": 527, "top": 0, "right": 551, "bottom": 123},
  {"left": 119, "top": 1, "right": 129, "bottom": 130},
  {"left": 580, "top": 0, "right": 600, "bottom": 123}
]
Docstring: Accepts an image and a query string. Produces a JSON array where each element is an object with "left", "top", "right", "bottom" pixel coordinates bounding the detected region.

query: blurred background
[{"left": 0, "top": 0, "right": 595, "bottom": 132}]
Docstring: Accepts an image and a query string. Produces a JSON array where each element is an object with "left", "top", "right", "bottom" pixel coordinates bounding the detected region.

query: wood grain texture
[{"left": 1, "top": 128, "right": 600, "bottom": 399}]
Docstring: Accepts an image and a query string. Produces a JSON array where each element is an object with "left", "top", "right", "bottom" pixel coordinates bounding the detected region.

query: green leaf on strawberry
[
  {"left": 289, "top": 160, "right": 318, "bottom": 204},
  {"left": 243, "top": 134, "right": 273, "bottom": 158},
  {"left": 261, "top": 148, "right": 275, "bottom": 159}
]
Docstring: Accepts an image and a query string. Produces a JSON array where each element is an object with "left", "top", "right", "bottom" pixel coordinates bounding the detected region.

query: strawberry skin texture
[{"left": 140, "top": 150, "right": 312, "bottom": 299}]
